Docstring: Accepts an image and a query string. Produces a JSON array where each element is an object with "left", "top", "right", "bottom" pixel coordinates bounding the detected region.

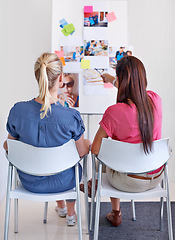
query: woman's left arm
[
  {"left": 3, "top": 133, "right": 18, "bottom": 152},
  {"left": 91, "top": 126, "right": 108, "bottom": 155}
]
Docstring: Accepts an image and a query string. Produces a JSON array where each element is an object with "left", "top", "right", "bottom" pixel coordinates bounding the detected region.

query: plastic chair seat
[
  {"left": 101, "top": 173, "right": 167, "bottom": 200},
  {"left": 9, "top": 182, "right": 77, "bottom": 201}
]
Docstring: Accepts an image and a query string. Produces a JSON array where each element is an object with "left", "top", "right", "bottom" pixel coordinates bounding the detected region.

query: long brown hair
[{"left": 116, "top": 56, "right": 154, "bottom": 154}]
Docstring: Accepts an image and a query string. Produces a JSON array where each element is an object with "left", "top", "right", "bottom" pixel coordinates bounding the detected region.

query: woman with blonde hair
[{"left": 3, "top": 53, "right": 91, "bottom": 226}]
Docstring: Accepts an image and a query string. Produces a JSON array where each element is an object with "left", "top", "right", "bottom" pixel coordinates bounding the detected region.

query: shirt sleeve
[
  {"left": 6, "top": 106, "right": 19, "bottom": 138},
  {"left": 71, "top": 111, "right": 85, "bottom": 141},
  {"left": 99, "top": 109, "right": 116, "bottom": 138}
]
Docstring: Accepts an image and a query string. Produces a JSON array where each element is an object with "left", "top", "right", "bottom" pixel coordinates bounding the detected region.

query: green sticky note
[
  {"left": 61, "top": 28, "right": 70, "bottom": 36},
  {"left": 64, "top": 23, "right": 75, "bottom": 33},
  {"left": 81, "top": 59, "right": 90, "bottom": 69},
  {"left": 61, "top": 23, "right": 75, "bottom": 36}
]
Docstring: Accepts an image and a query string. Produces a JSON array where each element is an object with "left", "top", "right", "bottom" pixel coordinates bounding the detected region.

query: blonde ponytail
[{"left": 34, "top": 53, "right": 63, "bottom": 119}]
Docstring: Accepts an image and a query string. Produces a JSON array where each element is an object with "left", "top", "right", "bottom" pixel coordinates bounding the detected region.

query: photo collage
[{"left": 54, "top": 2, "right": 132, "bottom": 104}]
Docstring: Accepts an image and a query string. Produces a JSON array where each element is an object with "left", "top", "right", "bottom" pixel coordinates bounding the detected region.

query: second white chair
[{"left": 91, "top": 138, "right": 173, "bottom": 240}]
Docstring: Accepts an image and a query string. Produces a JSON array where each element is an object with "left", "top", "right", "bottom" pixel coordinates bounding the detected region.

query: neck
[{"left": 35, "top": 89, "right": 58, "bottom": 104}]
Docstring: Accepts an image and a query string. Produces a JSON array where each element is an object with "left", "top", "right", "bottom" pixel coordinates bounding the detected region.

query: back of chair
[
  {"left": 7, "top": 139, "right": 80, "bottom": 175},
  {"left": 97, "top": 138, "right": 170, "bottom": 174}
]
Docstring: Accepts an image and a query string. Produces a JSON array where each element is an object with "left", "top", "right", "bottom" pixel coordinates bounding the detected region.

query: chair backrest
[
  {"left": 97, "top": 138, "right": 170, "bottom": 174},
  {"left": 7, "top": 139, "right": 80, "bottom": 175}
]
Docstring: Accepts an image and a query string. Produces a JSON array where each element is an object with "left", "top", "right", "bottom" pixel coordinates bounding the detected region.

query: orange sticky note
[
  {"left": 106, "top": 12, "right": 117, "bottom": 22},
  {"left": 104, "top": 82, "right": 113, "bottom": 88},
  {"left": 60, "top": 57, "right": 65, "bottom": 66}
]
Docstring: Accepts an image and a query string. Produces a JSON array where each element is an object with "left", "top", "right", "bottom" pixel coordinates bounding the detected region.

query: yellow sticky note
[{"left": 81, "top": 59, "right": 90, "bottom": 69}]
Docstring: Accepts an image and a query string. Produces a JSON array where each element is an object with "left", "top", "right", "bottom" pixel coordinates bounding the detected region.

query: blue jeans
[{"left": 17, "top": 164, "right": 82, "bottom": 195}]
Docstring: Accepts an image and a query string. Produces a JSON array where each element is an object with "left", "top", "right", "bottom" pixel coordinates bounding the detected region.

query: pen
[{"left": 94, "top": 68, "right": 102, "bottom": 76}]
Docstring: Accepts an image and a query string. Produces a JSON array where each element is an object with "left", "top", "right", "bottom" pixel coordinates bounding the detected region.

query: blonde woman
[{"left": 3, "top": 53, "right": 91, "bottom": 226}]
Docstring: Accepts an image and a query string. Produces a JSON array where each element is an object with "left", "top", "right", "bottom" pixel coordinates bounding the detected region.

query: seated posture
[
  {"left": 3, "top": 53, "right": 91, "bottom": 226},
  {"left": 91, "top": 56, "right": 163, "bottom": 227}
]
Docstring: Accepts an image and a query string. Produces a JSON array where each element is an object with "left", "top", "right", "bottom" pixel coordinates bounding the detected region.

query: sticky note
[
  {"left": 59, "top": 18, "right": 67, "bottom": 25},
  {"left": 104, "top": 82, "right": 113, "bottom": 88},
  {"left": 70, "top": 30, "right": 75, "bottom": 35},
  {"left": 60, "top": 21, "right": 68, "bottom": 28},
  {"left": 84, "top": 6, "right": 93, "bottom": 13},
  {"left": 55, "top": 50, "right": 64, "bottom": 58},
  {"left": 60, "top": 57, "right": 65, "bottom": 66},
  {"left": 61, "top": 28, "right": 70, "bottom": 36},
  {"left": 64, "top": 23, "right": 75, "bottom": 33},
  {"left": 61, "top": 23, "right": 75, "bottom": 36},
  {"left": 106, "top": 12, "right": 117, "bottom": 22},
  {"left": 81, "top": 59, "right": 90, "bottom": 69}
]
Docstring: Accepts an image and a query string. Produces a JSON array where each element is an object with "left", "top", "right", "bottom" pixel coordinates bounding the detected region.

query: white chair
[
  {"left": 91, "top": 138, "right": 173, "bottom": 240},
  {"left": 4, "top": 139, "right": 89, "bottom": 240}
]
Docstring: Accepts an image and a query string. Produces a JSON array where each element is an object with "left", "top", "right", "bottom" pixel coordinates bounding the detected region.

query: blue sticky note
[
  {"left": 59, "top": 18, "right": 66, "bottom": 24},
  {"left": 70, "top": 30, "right": 75, "bottom": 35}
]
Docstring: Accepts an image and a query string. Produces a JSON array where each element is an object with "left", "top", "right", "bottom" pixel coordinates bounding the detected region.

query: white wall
[{"left": 0, "top": 0, "right": 175, "bottom": 202}]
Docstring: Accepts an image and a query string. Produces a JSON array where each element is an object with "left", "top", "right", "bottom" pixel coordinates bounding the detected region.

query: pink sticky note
[
  {"left": 55, "top": 50, "right": 64, "bottom": 58},
  {"left": 84, "top": 6, "right": 93, "bottom": 13},
  {"left": 106, "top": 12, "right": 117, "bottom": 22},
  {"left": 104, "top": 82, "right": 113, "bottom": 88}
]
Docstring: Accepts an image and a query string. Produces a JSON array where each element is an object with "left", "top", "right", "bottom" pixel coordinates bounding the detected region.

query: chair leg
[
  {"left": 160, "top": 197, "right": 164, "bottom": 231},
  {"left": 94, "top": 163, "right": 102, "bottom": 240},
  {"left": 43, "top": 202, "right": 48, "bottom": 224},
  {"left": 90, "top": 154, "right": 96, "bottom": 231},
  {"left": 166, "top": 196, "right": 173, "bottom": 240},
  {"left": 14, "top": 199, "right": 18, "bottom": 233},
  {"left": 4, "top": 165, "right": 13, "bottom": 240},
  {"left": 131, "top": 200, "right": 136, "bottom": 221},
  {"left": 160, "top": 180, "right": 164, "bottom": 231},
  {"left": 75, "top": 163, "right": 82, "bottom": 240},
  {"left": 14, "top": 169, "right": 18, "bottom": 233},
  {"left": 164, "top": 165, "right": 173, "bottom": 240},
  {"left": 83, "top": 155, "right": 89, "bottom": 234}
]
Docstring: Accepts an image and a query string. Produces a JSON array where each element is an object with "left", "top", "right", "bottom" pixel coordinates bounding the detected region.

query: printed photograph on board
[
  {"left": 109, "top": 46, "right": 133, "bottom": 68},
  {"left": 84, "top": 11, "right": 108, "bottom": 27},
  {"left": 84, "top": 40, "right": 108, "bottom": 56},
  {"left": 83, "top": 68, "right": 107, "bottom": 85},
  {"left": 58, "top": 73, "right": 79, "bottom": 108},
  {"left": 60, "top": 46, "right": 84, "bottom": 62}
]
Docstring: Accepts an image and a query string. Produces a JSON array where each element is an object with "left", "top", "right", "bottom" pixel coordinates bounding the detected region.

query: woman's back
[
  {"left": 100, "top": 90, "right": 162, "bottom": 144},
  {"left": 7, "top": 99, "right": 84, "bottom": 147}
]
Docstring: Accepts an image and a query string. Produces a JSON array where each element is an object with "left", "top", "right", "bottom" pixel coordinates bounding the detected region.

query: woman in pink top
[{"left": 91, "top": 56, "right": 163, "bottom": 227}]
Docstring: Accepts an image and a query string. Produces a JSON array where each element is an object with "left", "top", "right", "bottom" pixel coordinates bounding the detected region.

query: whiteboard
[{"left": 52, "top": 0, "right": 128, "bottom": 114}]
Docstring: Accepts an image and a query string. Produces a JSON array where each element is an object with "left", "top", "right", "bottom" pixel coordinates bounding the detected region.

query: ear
[{"left": 58, "top": 73, "right": 63, "bottom": 88}]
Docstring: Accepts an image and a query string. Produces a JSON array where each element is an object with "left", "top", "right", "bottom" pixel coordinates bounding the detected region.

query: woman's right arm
[
  {"left": 3, "top": 133, "right": 18, "bottom": 152},
  {"left": 75, "top": 134, "right": 91, "bottom": 158},
  {"left": 101, "top": 73, "right": 116, "bottom": 84}
]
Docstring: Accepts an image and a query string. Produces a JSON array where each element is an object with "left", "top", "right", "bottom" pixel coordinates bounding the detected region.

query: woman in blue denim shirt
[{"left": 3, "top": 53, "right": 91, "bottom": 226}]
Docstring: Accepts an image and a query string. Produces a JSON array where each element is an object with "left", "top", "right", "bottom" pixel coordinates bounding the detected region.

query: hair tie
[{"left": 41, "top": 62, "right": 47, "bottom": 68}]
